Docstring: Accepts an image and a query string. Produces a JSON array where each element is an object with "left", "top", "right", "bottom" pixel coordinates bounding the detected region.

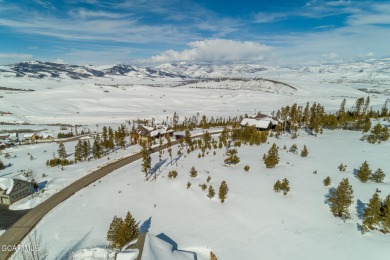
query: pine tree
[
  {"left": 106, "top": 216, "right": 124, "bottom": 248},
  {"left": 74, "top": 140, "right": 82, "bottom": 162},
  {"left": 357, "top": 161, "right": 372, "bottom": 183},
  {"left": 362, "top": 193, "right": 382, "bottom": 231},
  {"left": 186, "top": 181, "right": 191, "bottom": 189},
  {"left": 274, "top": 180, "right": 281, "bottom": 192},
  {"left": 0, "top": 159, "right": 4, "bottom": 170},
  {"left": 92, "top": 139, "right": 102, "bottom": 159},
  {"left": 218, "top": 180, "right": 229, "bottom": 203},
  {"left": 300, "top": 145, "right": 309, "bottom": 157},
  {"left": 141, "top": 142, "right": 151, "bottom": 178},
  {"left": 116, "top": 211, "right": 140, "bottom": 248},
  {"left": 224, "top": 148, "right": 240, "bottom": 165},
  {"left": 280, "top": 178, "right": 290, "bottom": 195},
  {"left": 264, "top": 143, "right": 279, "bottom": 168},
  {"left": 370, "top": 168, "right": 385, "bottom": 183},
  {"left": 207, "top": 185, "right": 215, "bottom": 198},
  {"left": 184, "top": 130, "right": 192, "bottom": 146},
  {"left": 382, "top": 195, "right": 390, "bottom": 233},
  {"left": 206, "top": 176, "right": 211, "bottom": 183},
  {"left": 329, "top": 178, "right": 354, "bottom": 220},
  {"left": 289, "top": 144, "right": 298, "bottom": 154},
  {"left": 338, "top": 163, "right": 347, "bottom": 172},
  {"left": 57, "top": 143, "right": 67, "bottom": 159},
  {"left": 167, "top": 135, "right": 173, "bottom": 165},
  {"left": 190, "top": 166, "right": 197, "bottom": 178},
  {"left": 323, "top": 176, "right": 331, "bottom": 186}
]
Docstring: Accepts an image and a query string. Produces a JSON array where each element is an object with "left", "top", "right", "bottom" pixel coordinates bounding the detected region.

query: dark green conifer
[
  {"left": 370, "top": 168, "right": 385, "bottom": 183},
  {"left": 190, "top": 166, "right": 197, "bottom": 178},
  {"left": 218, "top": 180, "right": 229, "bottom": 203},
  {"left": 329, "top": 178, "right": 354, "bottom": 220},
  {"left": 300, "top": 145, "right": 309, "bottom": 157},
  {"left": 357, "top": 161, "right": 372, "bottom": 183},
  {"left": 264, "top": 143, "right": 279, "bottom": 168},
  {"left": 362, "top": 193, "right": 382, "bottom": 231}
]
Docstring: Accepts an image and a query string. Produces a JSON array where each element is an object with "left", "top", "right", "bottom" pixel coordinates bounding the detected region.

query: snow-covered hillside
[{"left": 10, "top": 128, "right": 390, "bottom": 260}]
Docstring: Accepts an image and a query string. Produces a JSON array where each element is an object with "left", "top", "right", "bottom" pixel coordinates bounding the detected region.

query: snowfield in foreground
[{"left": 15, "top": 129, "right": 390, "bottom": 260}]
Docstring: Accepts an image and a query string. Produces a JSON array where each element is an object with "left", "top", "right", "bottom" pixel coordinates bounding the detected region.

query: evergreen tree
[
  {"left": 187, "top": 181, "right": 191, "bottom": 189},
  {"left": 289, "top": 144, "right": 298, "bottom": 154},
  {"left": 74, "top": 140, "right": 82, "bottom": 162},
  {"left": 141, "top": 142, "right": 151, "bottom": 178},
  {"left": 300, "top": 145, "right": 309, "bottom": 157},
  {"left": 224, "top": 148, "right": 240, "bottom": 165},
  {"left": 107, "top": 216, "right": 124, "bottom": 248},
  {"left": 362, "top": 193, "right": 382, "bottom": 231},
  {"left": 264, "top": 143, "right": 279, "bottom": 168},
  {"left": 184, "top": 130, "right": 192, "bottom": 146},
  {"left": 206, "top": 176, "right": 211, "bottom": 183},
  {"left": 190, "top": 166, "right": 198, "bottom": 178},
  {"left": 218, "top": 180, "right": 229, "bottom": 203},
  {"left": 338, "top": 163, "right": 347, "bottom": 172},
  {"left": 274, "top": 180, "right": 281, "bottom": 192},
  {"left": 167, "top": 135, "right": 173, "bottom": 165},
  {"left": 329, "top": 178, "right": 354, "bottom": 220},
  {"left": 207, "top": 185, "right": 215, "bottom": 198},
  {"left": 323, "top": 176, "right": 331, "bottom": 186},
  {"left": 370, "top": 168, "right": 385, "bottom": 183},
  {"left": 280, "top": 178, "right": 290, "bottom": 195},
  {"left": 357, "top": 161, "right": 372, "bottom": 183},
  {"left": 382, "top": 195, "right": 390, "bottom": 233},
  {"left": 92, "top": 139, "right": 102, "bottom": 159},
  {"left": 116, "top": 211, "right": 140, "bottom": 248},
  {"left": 0, "top": 159, "right": 4, "bottom": 170},
  {"left": 57, "top": 143, "right": 67, "bottom": 159}
]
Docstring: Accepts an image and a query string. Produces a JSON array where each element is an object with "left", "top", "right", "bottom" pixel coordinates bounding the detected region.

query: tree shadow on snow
[
  {"left": 156, "top": 233, "right": 198, "bottom": 260},
  {"left": 148, "top": 159, "right": 167, "bottom": 180},
  {"left": 54, "top": 231, "right": 91, "bottom": 260},
  {"left": 171, "top": 154, "right": 183, "bottom": 166},
  {"left": 38, "top": 181, "right": 48, "bottom": 191},
  {"left": 324, "top": 187, "right": 336, "bottom": 206},
  {"left": 352, "top": 168, "right": 358, "bottom": 177},
  {"left": 139, "top": 217, "right": 152, "bottom": 234},
  {"left": 356, "top": 199, "right": 366, "bottom": 220}
]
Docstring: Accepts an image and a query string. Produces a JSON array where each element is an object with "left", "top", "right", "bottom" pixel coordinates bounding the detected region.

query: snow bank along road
[{"left": 0, "top": 131, "right": 221, "bottom": 259}]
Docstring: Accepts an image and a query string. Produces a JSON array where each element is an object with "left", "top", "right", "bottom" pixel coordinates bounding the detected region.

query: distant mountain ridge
[{"left": 0, "top": 58, "right": 389, "bottom": 80}]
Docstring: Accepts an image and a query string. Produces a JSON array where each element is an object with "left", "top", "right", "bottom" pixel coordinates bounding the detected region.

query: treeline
[{"left": 274, "top": 97, "right": 389, "bottom": 136}]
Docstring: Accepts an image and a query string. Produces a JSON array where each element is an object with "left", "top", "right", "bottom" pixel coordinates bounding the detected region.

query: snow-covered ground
[
  {"left": 1, "top": 60, "right": 390, "bottom": 259},
  {"left": 10, "top": 128, "right": 390, "bottom": 259}
]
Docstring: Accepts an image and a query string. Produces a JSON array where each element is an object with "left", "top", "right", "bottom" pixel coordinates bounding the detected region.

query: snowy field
[
  {"left": 1, "top": 60, "right": 390, "bottom": 259},
  {"left": 11, "top": 128, "right": 390, "bottom": 260}
]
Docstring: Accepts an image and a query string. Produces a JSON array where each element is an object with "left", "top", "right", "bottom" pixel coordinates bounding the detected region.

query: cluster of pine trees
[
  {"left": 224, "top": 148, "right": 240, "bottom": 165},
  {"left": 361, "top": 122, "right": 390, "bottom": 144},
  {"left": 356, "top": 161, "right": 385, "bottom": 183},
  {"left": 274, "top": 178, "right": 290, "bottom": 195},
  {"left": 107, "top": 211, "right": 139, "bottom": 249},
  {"left": 361, "top": 193, "right": 390, "bottom": 234},
  {"left": 231, "top": 126, "right": 268, "bottom": 145},
  {"left": 46, "top": 143, "right": 74, "bottom": 167},
  {"left": 171, "top": 112, "right": 240, "bottom": 131},
  {"left": 74, "top": 125, "right": 127, "bottom": 162},
  {"left": 57, "top": 132, "right": 74, "bottom": 139}
]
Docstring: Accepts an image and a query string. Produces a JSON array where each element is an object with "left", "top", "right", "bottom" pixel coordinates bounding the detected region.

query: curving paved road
[{"left": 0, "top": 131, "right": 221, "bottom": 259}]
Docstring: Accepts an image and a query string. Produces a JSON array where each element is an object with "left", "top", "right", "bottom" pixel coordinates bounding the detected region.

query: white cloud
[
  {"left": 150, "top": 39, "right": 272, "bottom": 64},
  {"left": 254, "top": 12, "right": 286, "bottom": 23}
]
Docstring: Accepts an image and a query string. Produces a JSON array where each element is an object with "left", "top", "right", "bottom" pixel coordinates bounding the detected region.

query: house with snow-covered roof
[
  {"left": 240, "top": 112, "right": 280, "bottom": 131},
  {"left": 0, "top": 177, "right": 32, "bottom": 205},
  {"left": 132, "top": 125, "right": 174, "bottom": 144}
]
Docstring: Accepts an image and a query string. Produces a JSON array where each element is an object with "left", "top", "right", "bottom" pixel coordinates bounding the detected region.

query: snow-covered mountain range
[{"left": 1, "top": 58, "right": 389, "bottom": 81}]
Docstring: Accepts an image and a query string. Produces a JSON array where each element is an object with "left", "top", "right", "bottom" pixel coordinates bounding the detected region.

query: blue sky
[{"left": 0, "top": 0, "right": 389, "bottom": 65}]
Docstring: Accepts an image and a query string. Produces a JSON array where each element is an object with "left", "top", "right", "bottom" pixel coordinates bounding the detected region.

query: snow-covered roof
[
  {"left": 137, "top": 125, "right": 173, "bottom": 137},
  {"left": 37, "top": 132, "right": 54, "bottom": 138},
  {"left": 22, "top": 133, "right": 36, "bottom": 139},
  {"left": 0, "top": 177, "right": 14, "bottom": 195},
  {"left": 142, "top": 233, "right": 194, "bottom": 260},
  {"left": 240, "top": 118, "right": 271, "bottom": 129}
]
